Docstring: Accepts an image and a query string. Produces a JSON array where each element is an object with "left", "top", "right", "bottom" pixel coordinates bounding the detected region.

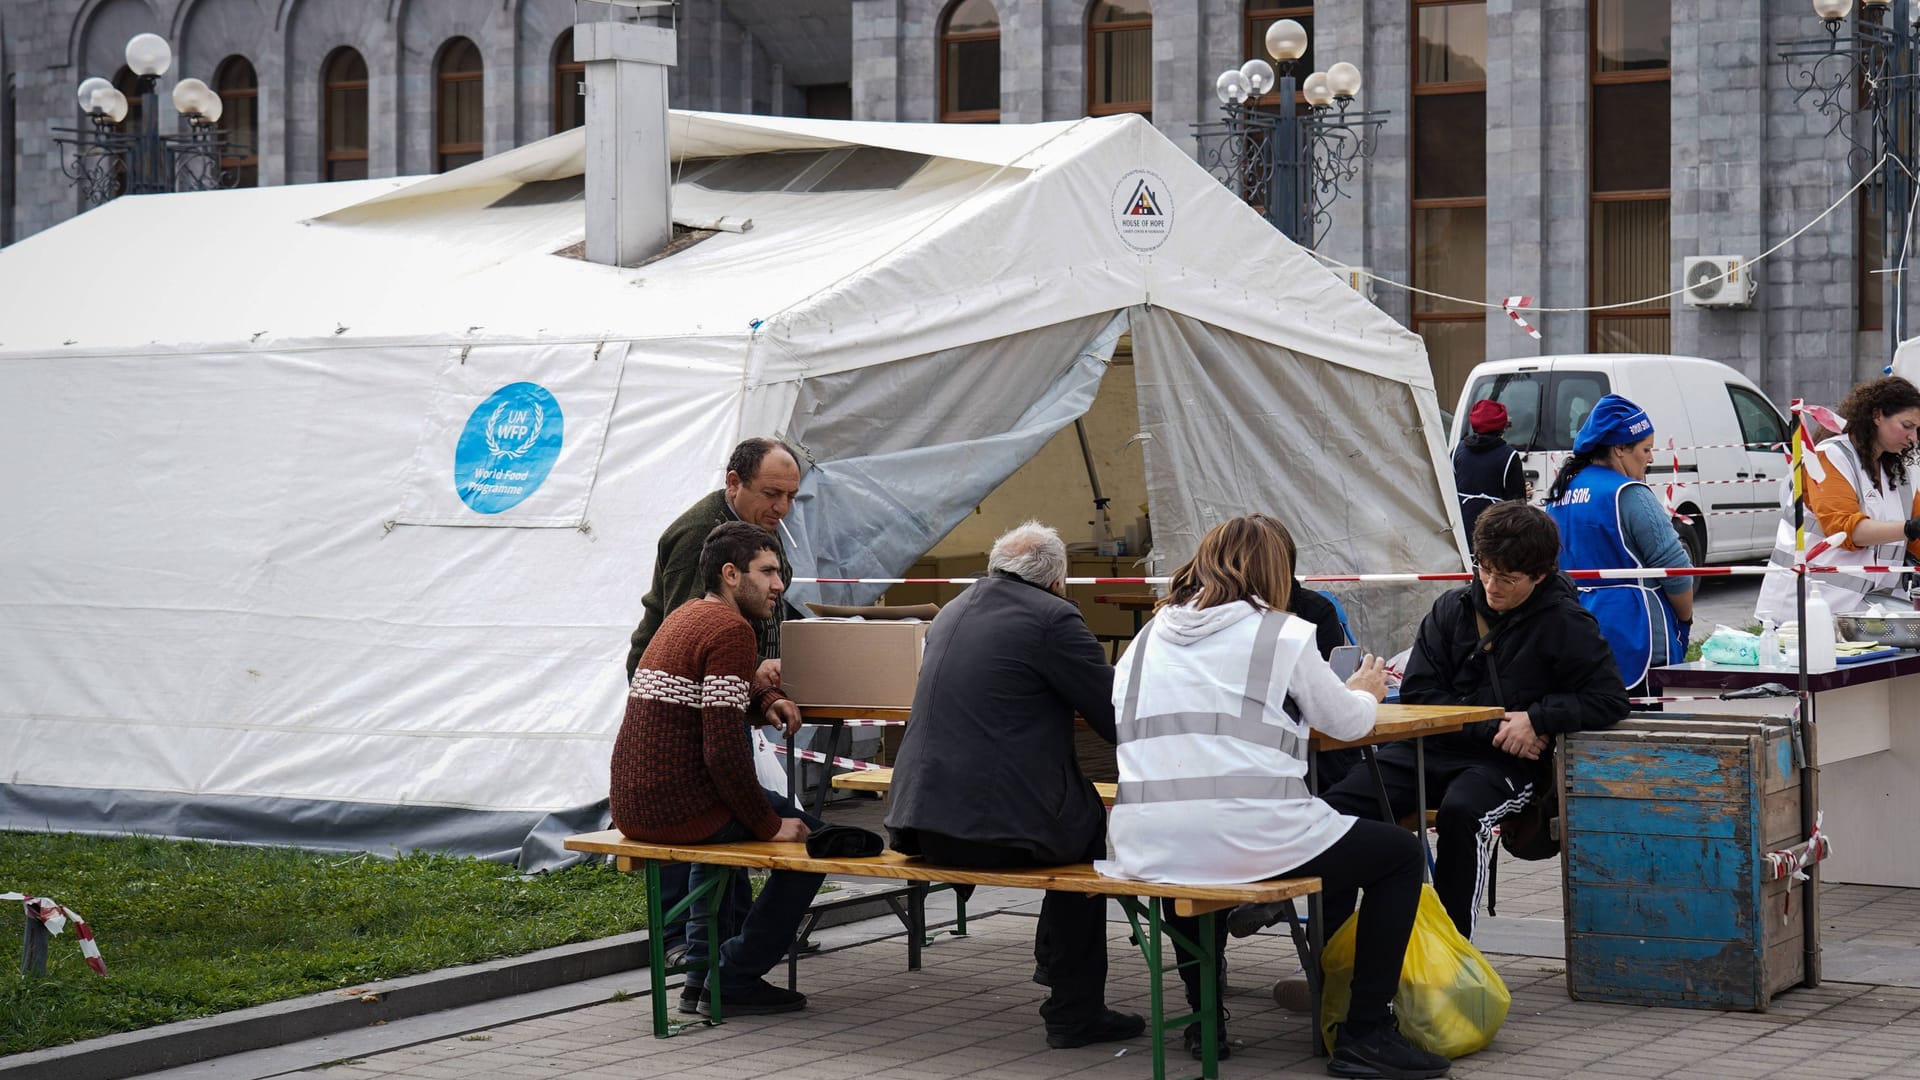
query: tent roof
[
  {"left": 0, "top": 110, "right": 1460, "bottom": 864},
  {"left": 0, "top": 111, "right": 1427, "bottom": 389}
]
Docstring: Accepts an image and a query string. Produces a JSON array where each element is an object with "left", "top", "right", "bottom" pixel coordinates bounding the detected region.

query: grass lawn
[{"left": 1, "top": 832, "right": 647, "bottom": 1056}]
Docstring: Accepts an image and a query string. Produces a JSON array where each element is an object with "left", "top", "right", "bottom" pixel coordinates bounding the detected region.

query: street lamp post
[
  {"left": 1780, "top": 0, "right": 1919, "bottom": 362},
  {"left": 54, "top": 33, "right": 243, "bottom": 207},
  {"left": 1194, "top": 19, "right": 1391, "bottom": 248}
]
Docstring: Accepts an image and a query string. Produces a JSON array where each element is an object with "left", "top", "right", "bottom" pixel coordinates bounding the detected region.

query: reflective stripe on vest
[
  {"left": 1117, "top": 773, "right": 1310, "bottom": 805},
  {"left": 1770, "top": 436, "right": 1914, "bottom": 602},
  {"left": 1767, "top": 545, "right": 1881, "bottom": 606},
  {"left": 1117, "top": 608, "right": 1309, "bottom": 806}
]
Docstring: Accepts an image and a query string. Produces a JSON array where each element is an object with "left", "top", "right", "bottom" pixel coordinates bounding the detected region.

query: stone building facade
[{"left": 1, "top": 0, "right": 1904, "bottom": 407}]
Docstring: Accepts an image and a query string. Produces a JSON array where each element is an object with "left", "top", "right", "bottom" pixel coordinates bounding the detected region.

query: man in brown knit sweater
[{"left": 611, "top": 521, "right": 823, "bottom": 1016}]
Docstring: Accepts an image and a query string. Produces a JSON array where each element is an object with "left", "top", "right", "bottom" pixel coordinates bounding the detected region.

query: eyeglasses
[{"left": 1473, "top": 562, "right": 1532, "bottom": 589}]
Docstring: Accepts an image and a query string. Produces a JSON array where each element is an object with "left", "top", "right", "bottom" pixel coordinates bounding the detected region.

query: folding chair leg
[
  {"left": 643, "top": 860, "right": 728, "bottom": 1038},
  {"left": 1117, "top": 896, "right": 1214, "bottom": 1080}
]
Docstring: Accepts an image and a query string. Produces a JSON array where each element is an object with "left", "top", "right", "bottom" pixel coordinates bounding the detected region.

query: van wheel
[{"left": 1677, "top": 517, "right": 1706, "bottom": 568}]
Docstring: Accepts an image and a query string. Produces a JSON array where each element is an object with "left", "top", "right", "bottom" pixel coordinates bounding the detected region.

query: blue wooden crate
[{"left": 1561, "top": 715, "right": 1810, "bottom": 1011}]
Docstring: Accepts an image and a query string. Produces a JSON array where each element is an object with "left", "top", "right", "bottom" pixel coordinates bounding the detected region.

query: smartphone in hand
[{"left": 1329, "top": 645, "right": 1361, "bottom": 681}]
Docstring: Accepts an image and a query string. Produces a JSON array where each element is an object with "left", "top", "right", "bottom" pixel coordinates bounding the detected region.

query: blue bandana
[{"left": 1572, "top": 393, "right": 1654, "bottom": 454}]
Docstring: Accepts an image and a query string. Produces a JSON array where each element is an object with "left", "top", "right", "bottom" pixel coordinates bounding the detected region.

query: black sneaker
[
  {"left": 663, "top": 941, "right": 692, "bottom": 968},
  {"left": 677, "top": 981, "right": 705, "bottom": 1015},
  {"left": 698, "top": 977, "right": 807, "bottom": 1017},
  {"left": 1227, "top": 900, "right": 1293, "bottom": 938},
  {"left": 1045, "top": 1008, "right": 1146, "bottom": 1049},
  {"left": 1181, "top": 1006, "right": 1233, "bottom": 1061},
  {"left": 1327, "top": 1020, "right": 1451, "bottom": 1079}
]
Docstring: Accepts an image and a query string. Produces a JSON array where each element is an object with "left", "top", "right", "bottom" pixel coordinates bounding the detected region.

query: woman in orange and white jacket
[{"left": 1756, "top": 376, "right": 1920, "bottom": 623}]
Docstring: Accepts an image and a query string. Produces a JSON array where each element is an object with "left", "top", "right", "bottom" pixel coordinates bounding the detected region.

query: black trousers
[
  {"left": 917, "top": 829, "right": 1110, "bottom": 1030},
  {"left": 1166, "top": 819, "right": 1424, "bottom": 1030},
  {"left": 1319, "top": 742, "right": 1535, "bottom": 937}
]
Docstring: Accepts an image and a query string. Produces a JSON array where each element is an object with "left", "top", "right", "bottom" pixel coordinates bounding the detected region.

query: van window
[
  {"left": 1464, "top": 371, "right": 1545, "bottom": 449},
  {"left": 1728, "top": 384, "right": 1788, "bottom": 451},
  {"left": 1546, "top": 372, "right": 1611, "bottom": 452},
  {"left": 1463, "top": 369, "right": 1614, "bottom": 451}
]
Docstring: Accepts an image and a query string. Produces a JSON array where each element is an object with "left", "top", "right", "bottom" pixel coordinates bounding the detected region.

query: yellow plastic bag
[{"left": 1318, "top": 883, "right": 1511, "bottom": 1058}]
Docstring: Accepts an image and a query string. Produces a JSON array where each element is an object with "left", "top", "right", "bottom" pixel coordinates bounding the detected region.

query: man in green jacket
[
  {"left": 625, "top": 437, "right": 803, "bottom": 682},
  {"left": 621, "top": 436, "right": 803, "bottom": 969}
]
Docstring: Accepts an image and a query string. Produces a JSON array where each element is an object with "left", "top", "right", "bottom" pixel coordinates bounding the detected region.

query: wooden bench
[{"left": 564, "top": 829, "right": 1320, "bottom": 1080}]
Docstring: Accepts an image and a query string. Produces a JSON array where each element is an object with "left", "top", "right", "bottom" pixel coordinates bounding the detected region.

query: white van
[{"left": 1449, "top": 355, "right": 1791, "bottom": 564}]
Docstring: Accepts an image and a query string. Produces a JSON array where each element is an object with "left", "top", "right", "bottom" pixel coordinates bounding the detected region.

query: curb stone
[
  {"left": 0, "top": 886, "right": 920, "bottom": 1080},
  {"left": 0, "top": 931, "right": 652, "bottom": 1080}
]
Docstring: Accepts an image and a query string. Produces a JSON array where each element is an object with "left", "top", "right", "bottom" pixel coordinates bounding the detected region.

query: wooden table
[
  {"left": 1094, "top": 593, "right": 1158, "bottom": 636},
  {"left": 830, "top": 705, "right": 1489, "bottom": 804}
]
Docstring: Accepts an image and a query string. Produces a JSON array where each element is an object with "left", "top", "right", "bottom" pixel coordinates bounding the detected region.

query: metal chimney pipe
[{"left": 575, "top": 17, "right": 677, "bottom": 267}]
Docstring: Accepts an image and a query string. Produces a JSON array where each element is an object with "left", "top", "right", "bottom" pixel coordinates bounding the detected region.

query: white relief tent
[{"left": 0, "top": 111, "right": 1464, "bottom": 867}]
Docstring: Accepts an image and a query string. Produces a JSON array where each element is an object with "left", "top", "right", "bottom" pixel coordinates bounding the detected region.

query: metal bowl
[{"left": 1835, "top": 610, "right": 1920, "bottom": 649}]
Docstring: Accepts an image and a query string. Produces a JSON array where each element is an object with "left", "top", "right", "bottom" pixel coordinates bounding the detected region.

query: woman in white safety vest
[
  {"left": 1756, "top": 376, "right": 1920, "bottom": 624},
  {"left": 1099, "top": 515, "right": 1450, "bottom": 1080}
]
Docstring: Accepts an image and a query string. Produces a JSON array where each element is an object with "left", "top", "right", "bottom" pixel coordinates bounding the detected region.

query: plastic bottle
[
  {"left": 1758, "top": 619, "right": 1779, "bottom": 669},
  {"left": 1802, "top": 593, "right": 1839, "bottom": 674}
]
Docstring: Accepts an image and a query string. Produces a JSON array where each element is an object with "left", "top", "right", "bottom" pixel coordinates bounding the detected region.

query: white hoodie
[{"left": 1097, "top": 600, "right": 1378, "bottom": 884}]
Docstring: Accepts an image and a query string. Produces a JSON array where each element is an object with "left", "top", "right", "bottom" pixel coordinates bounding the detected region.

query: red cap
[{"left": 1469, "top": 400, "right": 1509, "bottom": 434}]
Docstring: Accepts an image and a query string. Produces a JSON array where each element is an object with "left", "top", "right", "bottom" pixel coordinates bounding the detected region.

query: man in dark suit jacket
[{"left": 885, "top": 521, "right": 1144, "bottom": 1051}]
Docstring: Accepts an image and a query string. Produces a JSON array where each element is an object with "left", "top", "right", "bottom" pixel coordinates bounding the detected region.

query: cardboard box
[{"left": 781, "top": 619, "right": 934, "bottom": 708}]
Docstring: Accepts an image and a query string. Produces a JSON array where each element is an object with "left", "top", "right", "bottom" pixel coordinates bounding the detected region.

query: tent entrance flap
[
  {"left": 781, "top": 312, "right": 1128, "bottom": 610},
  {"left": 1129, "top": 306, "right": 1462, "bottom": 651},
  {"left": 391, "top": 341, "right": 628, "bottom": 529}
]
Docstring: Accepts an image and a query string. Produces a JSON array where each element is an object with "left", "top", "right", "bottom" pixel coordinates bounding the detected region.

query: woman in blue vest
[{"left": 1545, "top": 394, "right": 1696, "bottom": 692}]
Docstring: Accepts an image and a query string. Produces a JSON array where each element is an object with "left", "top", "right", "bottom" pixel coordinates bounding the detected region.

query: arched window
[
  {"left": 1088, "top": 2, "right": 1151, "bottom": 117},
  {"left": 1588, "top": 0, "right": 1669, "bottom": 353},
  {"left": 322, "top": 47, "right": 368, "bottom": 181},
  {"left": 939, "top": 0, "right": 999, "bottom": 123},
  {"left": 214, "top": 55, "right": 258, "bottom": 188},
  {"left": 435, "top": 37, "right": 484, "bottom": 171},
  {"left": 553, "top": 28, "right": 585, "bottom": 133},
  {"left": 1244, "top": 4, "right": 1313, "bottom": 108}
]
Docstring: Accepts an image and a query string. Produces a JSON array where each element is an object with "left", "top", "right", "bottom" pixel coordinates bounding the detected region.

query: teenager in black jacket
[{"left": 1319, "top": 501, "right": 1628, "bottom": 937}]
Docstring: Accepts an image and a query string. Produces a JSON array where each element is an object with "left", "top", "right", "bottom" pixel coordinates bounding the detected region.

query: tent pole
[{"left": 1075, "top": 419, "right": 1114, "bottom": 544}]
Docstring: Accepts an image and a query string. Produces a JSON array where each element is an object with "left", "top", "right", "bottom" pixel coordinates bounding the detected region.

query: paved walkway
[
  {"left": 134, "top": 783, "right": 1920, "bottom": 1080},
  {"left": 257, "top": 908, "right": 1920, "bottom": 1080}
]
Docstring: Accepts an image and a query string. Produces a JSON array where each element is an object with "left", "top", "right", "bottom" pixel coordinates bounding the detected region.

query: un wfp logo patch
[
  {"left": 1111, "top": 168, "right": 1173, "bottom": 253},
  {"left": 453, "top": 381, "right": 565, "bottom": 514}
]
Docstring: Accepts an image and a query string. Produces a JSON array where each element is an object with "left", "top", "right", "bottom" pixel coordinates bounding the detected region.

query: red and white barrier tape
[
  {"left": 770, "top": 744, "right": 886, "bottom": 772},
  {"left": 798, "top": 564, "right": 1903, "bottom": 587},
  {"left": 1791, "top": 400, "right": 1847, "bottom": 436},
  {"left": 1627, "top": 695, "right": 1802, "bottom": 705},
  {"left": 2, "top": 892, "right": 106, "bottom": 976},
  {"left": 1539, "top": 442, "right": 1789, "bottom": 455},
  {"left": 1501, "top": 296, "right": 1543, "bottom": 340},
  {"left": 1764, "top": 830, "right": 1832, "bottom": 884},
  {"left": 1675, "top": 477, "right": 1785, "bottom": 487},
  {"left": 1764, "top": 813, "right": 1830, "bottom": 929},
  {"left": 1663, "top": 439, "right": 1693, "bottom": 525}
]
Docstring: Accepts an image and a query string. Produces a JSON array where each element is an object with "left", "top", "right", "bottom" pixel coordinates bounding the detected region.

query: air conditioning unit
[
  {"left": 1331, "top": 265, "right": 1375, "bottom": 302},
  {"left": 1682, "top": 255, "right": 1754, "bottom": 308}
]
